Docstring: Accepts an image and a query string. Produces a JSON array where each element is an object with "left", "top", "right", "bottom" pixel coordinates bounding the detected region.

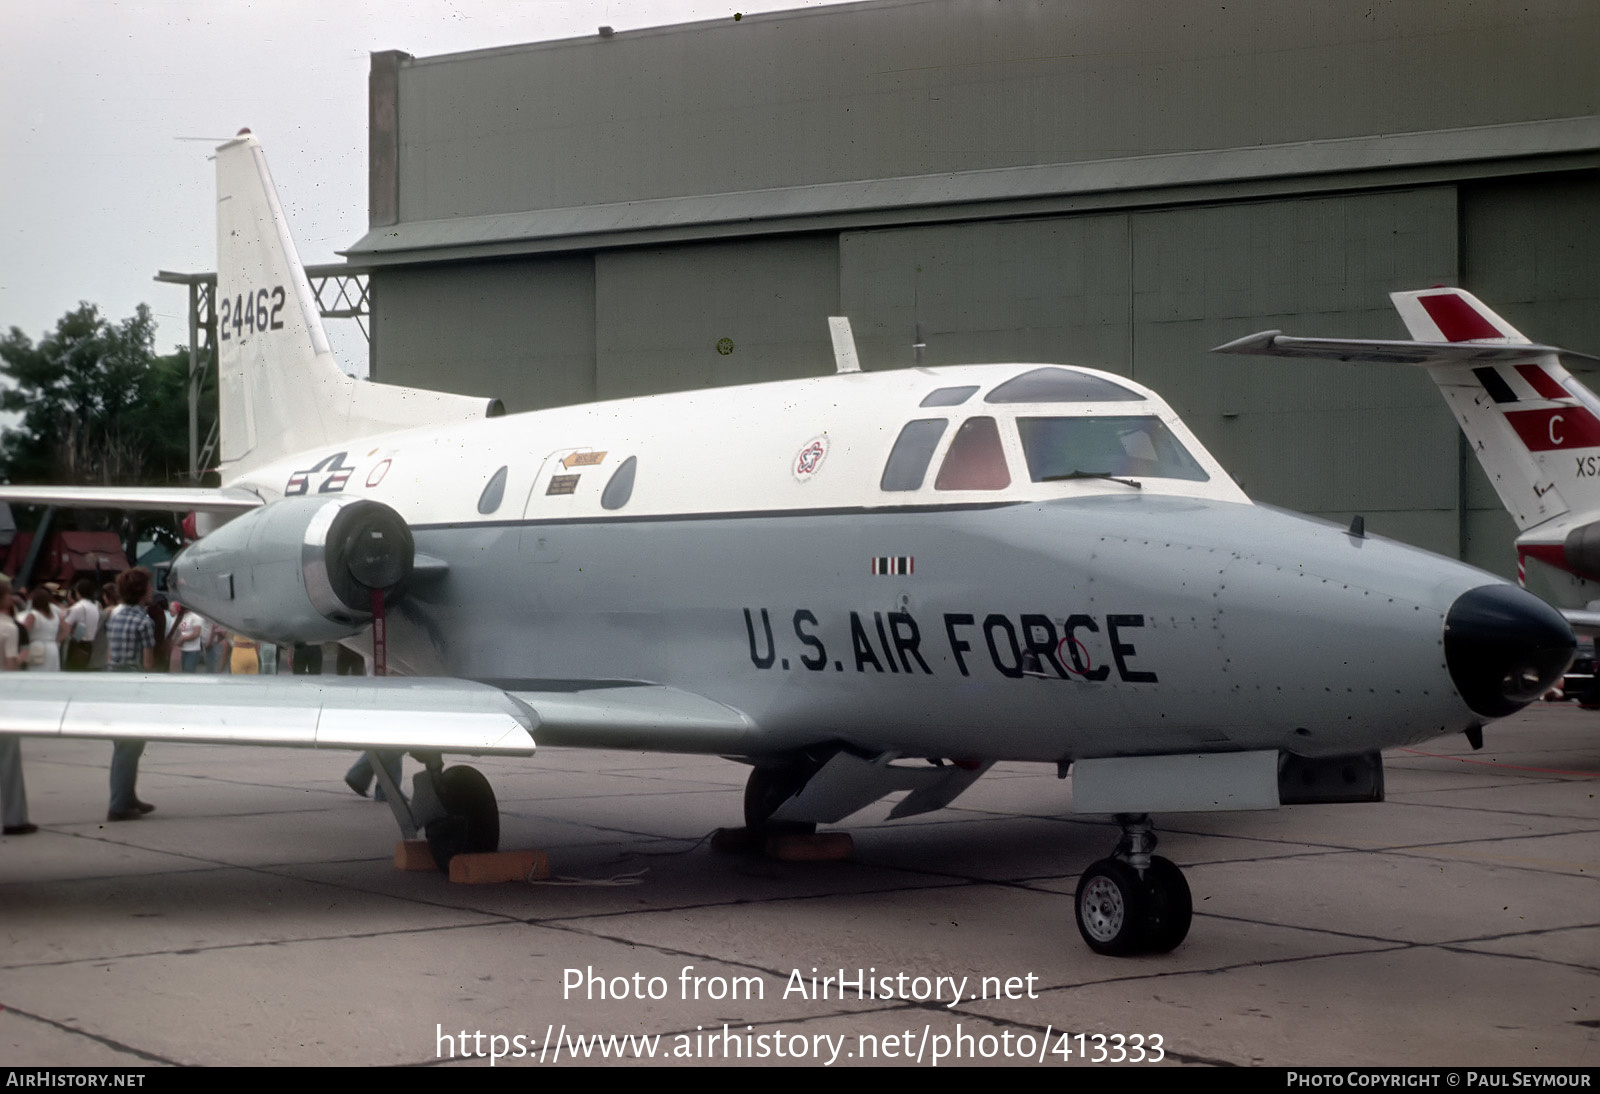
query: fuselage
[{"left": 195, "top": 361, "right": 1545, "bottom": 765}]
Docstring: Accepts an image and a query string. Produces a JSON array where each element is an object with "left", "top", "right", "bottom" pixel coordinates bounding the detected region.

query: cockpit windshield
[
  {"left": 1017, "top": 416, "right": 1209, "bottom": 482},
  {"left": 985, "top": 367, "right": 1144, "bottom": 404}
]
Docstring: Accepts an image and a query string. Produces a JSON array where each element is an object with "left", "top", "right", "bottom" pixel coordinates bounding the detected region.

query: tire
[
  {"left": 425, "top": 765, "right": 500, "bottom": 871},
  {"left": 742, "top": 763, "right": 816, "bottom": 836},
  {"left": 1074, "top": 858, "right": 1149, "bottom": 956},
  {"left": 1141, "top": 855, "right": 1192, "bottom": 954}
]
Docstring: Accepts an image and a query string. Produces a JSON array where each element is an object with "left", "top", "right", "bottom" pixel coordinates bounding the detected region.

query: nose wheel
[
  {"left": 1073, "top": 814, "right": 1192, "bottom": 956},
  {"left": 1075, "top": 859, "right": 1148, "bottom": 954}
]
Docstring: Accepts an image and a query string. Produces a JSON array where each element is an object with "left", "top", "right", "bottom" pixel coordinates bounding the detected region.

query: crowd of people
[{"left": 0, "top": 567, "right": 254, "bottom": 835}]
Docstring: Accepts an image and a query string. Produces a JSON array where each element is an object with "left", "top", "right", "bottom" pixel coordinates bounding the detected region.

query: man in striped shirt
[{"left": 104, "top": 567, "right": 156, "bottom": 822}]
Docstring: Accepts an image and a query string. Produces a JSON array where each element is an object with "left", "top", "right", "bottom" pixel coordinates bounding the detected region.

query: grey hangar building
[{"left": 328, "top": 0, "right": 1599, "bottom": 587}]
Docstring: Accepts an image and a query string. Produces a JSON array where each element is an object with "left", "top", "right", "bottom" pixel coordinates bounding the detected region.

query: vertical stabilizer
[
  {"left": 1391, "top": 288, "right": 1532, "bottom": 346},
  {"left": 214, "top": 132, "right": 498, "bottom": 477},
  {"left": 1390, "top": 289, "right": 1600, "bottom": 532},
  {"left": 215, "top": 132, "right": 350, "bottom": 471}
]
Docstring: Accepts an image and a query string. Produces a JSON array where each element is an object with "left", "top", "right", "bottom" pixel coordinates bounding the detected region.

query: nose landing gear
[{"left": 1074, "top": 813, "right": 1192, "bottom": 956}]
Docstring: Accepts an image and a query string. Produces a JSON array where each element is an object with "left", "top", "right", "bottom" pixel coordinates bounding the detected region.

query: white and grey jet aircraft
[{"left": 0, "top": 134, "right": 1577, "bottom": 956}]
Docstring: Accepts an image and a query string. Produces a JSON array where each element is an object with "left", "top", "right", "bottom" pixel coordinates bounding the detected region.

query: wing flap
[
  {"left": 0, "top": 675, "right": 535, "bottom": 755},
  {"left": 504, "top": 682, "right": 753, "bottom": 752}
]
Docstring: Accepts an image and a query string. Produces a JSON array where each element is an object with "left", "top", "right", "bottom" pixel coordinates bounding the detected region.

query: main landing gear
[
  {"left": 1074, "top": 813, "right": 1192, "bottom": 956},
  {"left": 423, "top": 765, "right": 500, "bottom": 870},
  {"left": 743, "top": 759, "right": 819, "bottom": 838},
  {"left": 375, "top": 752, "right": 501, "bottom": 871}
]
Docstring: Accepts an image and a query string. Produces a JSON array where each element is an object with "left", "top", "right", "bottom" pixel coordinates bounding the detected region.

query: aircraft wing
[
  {"left": 1211, "top": 331, "right": 1600, "bottom": 367},
  {"left": 0, "top": 675, "right": 756, "bottom": 756},
  {"left": 0, "top": 485, "right": 264, "bottom": 512},
  {"left": 0, "top": 675, "right": 535, "bottom": 755}
]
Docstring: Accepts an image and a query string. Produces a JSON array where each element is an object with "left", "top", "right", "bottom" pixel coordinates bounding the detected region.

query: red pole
[{"left": 369, "top": 588, "right": 387, "bottom": 677}]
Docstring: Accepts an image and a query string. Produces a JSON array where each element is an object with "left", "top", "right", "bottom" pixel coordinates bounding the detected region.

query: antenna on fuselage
[{"left": 828, "top": 316, "right": 861, "bottom": 374}]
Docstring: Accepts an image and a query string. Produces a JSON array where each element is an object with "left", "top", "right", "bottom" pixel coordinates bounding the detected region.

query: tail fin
[
  {"left": 1212, "top": 288, "right": 1600, "bottom": 532},
  {"left": 1389, "top": 288, "right": 1600, "bottom": 532},
  {"left": 214, "top": 131, "right": 499, "bottom": 477},
  {"left": 1390, "top": 288, "right": 1533, "bottom": 345}
]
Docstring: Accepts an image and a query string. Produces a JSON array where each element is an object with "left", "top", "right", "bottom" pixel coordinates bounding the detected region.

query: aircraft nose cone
[{"left": 1444, "top": 584, "right": 1575, "bottom": 718}]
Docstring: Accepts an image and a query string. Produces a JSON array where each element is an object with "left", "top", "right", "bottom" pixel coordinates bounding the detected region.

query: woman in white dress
[{"left": 17, "top": 588, "right": 66, "bottom": 672}]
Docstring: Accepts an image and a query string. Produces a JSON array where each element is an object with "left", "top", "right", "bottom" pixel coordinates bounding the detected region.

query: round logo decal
[{"left": 792, "top": 435, "right": 829, "bottom": 481}]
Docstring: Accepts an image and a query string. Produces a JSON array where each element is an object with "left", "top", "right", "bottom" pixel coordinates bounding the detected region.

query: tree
[
  {"left": 0, "top": 303, "right": 206, "bottom": 488},
  {"left": 0, "top": 303, "right": 216, "bottom": 551}
]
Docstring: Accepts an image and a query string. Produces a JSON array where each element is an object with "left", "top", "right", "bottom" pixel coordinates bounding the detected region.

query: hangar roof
[{"left": 345, "top": 115, "right": 1600, "bottom": 265}]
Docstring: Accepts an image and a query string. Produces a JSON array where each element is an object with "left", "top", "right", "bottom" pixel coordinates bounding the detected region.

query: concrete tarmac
[{"left": 0, "top": 702, "right": 1595, "bottom": 1068}]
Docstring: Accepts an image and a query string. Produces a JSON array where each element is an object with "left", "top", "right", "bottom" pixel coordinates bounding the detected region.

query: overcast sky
[{"left": 1, "top": 0, "right": 857, "bottom": 373}]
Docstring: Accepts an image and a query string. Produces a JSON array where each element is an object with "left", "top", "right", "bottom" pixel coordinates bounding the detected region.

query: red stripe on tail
[
  {"left": 1503, "top": 407, "right": 1600, "bottom": 451},
  {"left": 1419, "top": 293, "right": 1501, "bottom": 342},
  {"left": 1515, "top": 364, "right": 1568, "bottom": 401}
]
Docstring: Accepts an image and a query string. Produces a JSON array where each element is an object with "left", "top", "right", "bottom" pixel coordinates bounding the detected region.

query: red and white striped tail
[{"left": 1391, "top": 289, "right": 1597, "bottom": 533}]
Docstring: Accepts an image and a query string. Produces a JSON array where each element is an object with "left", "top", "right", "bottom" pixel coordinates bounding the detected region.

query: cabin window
[
  {"left": 985, "top": 367, "right": 1144, "bottom": 404},
  {"left": 602, "top": 456, "right": 638, "bottom": 510},
  {"left": 919, "top": 385, "right": 978, "bottom": 408},
  {"left": 477, "top": 465, "right": 509, "bottom": 514},
  {"left": 880, "top": 419, "right": 948, "bottom": 491},
  {"left": 934, "top": 416, "right": 1011, "bottom": 490},
  {"left": 1017, "top": 416, "right": 1210, "bottom": 482}
]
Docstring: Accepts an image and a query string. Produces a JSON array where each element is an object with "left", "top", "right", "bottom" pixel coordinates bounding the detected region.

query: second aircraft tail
[{"left": 1213, "top": 287, "right": 1600, "bottom": 534}]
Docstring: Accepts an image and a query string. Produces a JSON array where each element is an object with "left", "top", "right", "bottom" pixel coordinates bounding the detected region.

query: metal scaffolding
[{"left": 154, "top": 265, "right": 371, "bottom": 479}]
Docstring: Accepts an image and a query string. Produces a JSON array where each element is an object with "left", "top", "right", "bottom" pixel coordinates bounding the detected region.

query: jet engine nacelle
[
  {"left": 1564, "top": 520, "right": 1600, "bottom": 582},
  {"left": 170, "top": 495, "right": 413, "bottom": 646}
]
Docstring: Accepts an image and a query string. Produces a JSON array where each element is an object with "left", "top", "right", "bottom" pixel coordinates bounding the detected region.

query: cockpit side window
[
  {"left": 934, "top": 416, "right": 1011, "bottom": 490},
  {"left": 601, "top": 456, "right": 638, "bottom": 510},
  {"left": 881, "top": 419, "right": 948, "bottom": 492},
  {"left": 1017, "top": 416, "right": 1210, "bottom": 482},
  {"left": 919, "top": 385, "right": 979, "bottom": 407},
  {"left": 477, "top": 465, "right": 509, "bottom": 514},
  {"left": 985, "top": 367, "right": 1144, "bottom": 404}
]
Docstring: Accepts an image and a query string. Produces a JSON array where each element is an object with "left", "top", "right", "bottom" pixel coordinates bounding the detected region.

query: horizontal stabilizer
[
  {"left": 1211, "top": 331, "right": 1598, "bottom": 367},
  {"left": 1559, "top": 609, "right": 1600, "bottom": 635},
  {"left": 0, "top": 485, "right": 264, "bottom": 513},
  {"left": 0, "top": 675, "right": 535, "bottom": 755}
]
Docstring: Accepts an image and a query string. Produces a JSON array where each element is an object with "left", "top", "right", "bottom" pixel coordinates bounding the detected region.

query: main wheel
[
  {"left": 743, "top": 764, "right": 815, "bottom": 836},
  {"left": 1075, "top": 858, "right": 1149, "bottom": 956},
  {"left": 1140, "top": 855, "right": 1193, "bottom": 953},
  {"left": 425, "top": 765, "right": 500, "bottom": 871}
]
